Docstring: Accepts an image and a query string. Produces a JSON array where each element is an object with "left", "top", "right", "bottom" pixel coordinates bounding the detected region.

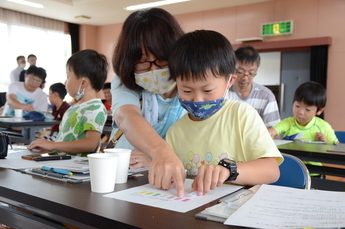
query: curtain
[
  {"left": 68, "top": 23, "right": 80, "bottom": 54},
  {"left": 0, "top": 8, "right": 64, "bottom": 32},
  {"left": 310, "top": 45, "right": 328, "bottom": 88},
  {"left": 310, "top": 45, "right": 328, "bottom": 119}
]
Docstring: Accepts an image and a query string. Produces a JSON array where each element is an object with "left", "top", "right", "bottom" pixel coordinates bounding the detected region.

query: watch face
[{"left": 223, "top": 158, "right": 236, "bottom": 163}]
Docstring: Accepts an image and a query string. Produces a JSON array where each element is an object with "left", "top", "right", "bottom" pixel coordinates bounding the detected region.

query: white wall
[{"left": 255, "top": 52, "right": 281, "bottom": 86}]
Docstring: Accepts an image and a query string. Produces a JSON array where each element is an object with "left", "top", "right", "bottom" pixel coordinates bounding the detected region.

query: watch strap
[{"left": 218, "top": 158, "right": 239, "bottom": 181}]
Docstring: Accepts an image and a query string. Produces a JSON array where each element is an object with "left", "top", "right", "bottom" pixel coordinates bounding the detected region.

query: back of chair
[
  {"left": 270, "top": 153, "right": 311, "bottom": 189},
  {"left": 335, "top": 131, "right": 345, "bottom": 143}
]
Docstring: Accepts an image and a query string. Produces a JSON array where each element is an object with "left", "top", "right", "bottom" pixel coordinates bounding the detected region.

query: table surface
[
  {"left": 0, "top": 152, "right": 239, "bottom": 229},
  {"left": 277, "top": 141, "right": 345, "bottom": 165},
  {"left": 277, "top": 140, "right": 345, "bottom": 191},
  {"left": 0, "top": 119, "right": 60, "bottom": 144},
  {"left": 0, "top": 119, "right": 59, "bottom": 127},
  {"left": 2, "top": 142, "right": 344, "bottom": 228}
]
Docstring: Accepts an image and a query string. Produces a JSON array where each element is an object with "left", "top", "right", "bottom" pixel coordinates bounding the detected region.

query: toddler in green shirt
[
  {"left": 268, "top": 81, "right": 339, "bottom": 177},
  {"left": 268, "top": 81, "right": 338, "bottom": 144}
]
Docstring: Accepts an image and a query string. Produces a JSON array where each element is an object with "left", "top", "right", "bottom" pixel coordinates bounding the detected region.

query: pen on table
[
  {"left": 40, "top": 166, "right": 73, "bottom": 175},
  {"left": 32, "top": 168, "right": 65, "bottom": 179},
  {"left": 309, "top": 141, "right": 336, "bottom": 145},
  {"left": 34, "top": 155, "right": 72, "bottom": 161},
  {"left": 313, "top": 141, "right": 337, "bottom": 145}
]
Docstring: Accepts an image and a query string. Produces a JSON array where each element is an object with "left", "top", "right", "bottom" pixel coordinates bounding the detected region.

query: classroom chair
[
  {"left": 270, "top": 153, "right": 311, "bottom": 190},
  {"left": 335, "top": 131, "right": 345, "bottom": 143}
]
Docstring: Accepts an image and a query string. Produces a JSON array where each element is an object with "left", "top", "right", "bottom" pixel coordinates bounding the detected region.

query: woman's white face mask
[{"left": 134, "top": 68, "right": 176, "bottom": 94}]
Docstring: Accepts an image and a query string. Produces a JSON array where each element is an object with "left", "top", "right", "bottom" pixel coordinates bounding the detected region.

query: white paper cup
[
  {"left": 87, "top": 153, "right": 118, "bottom": 193},
  {"left": 104, "top": 148, "right": 131, "bottom": 184},
  {"left": 14, "top": 109, "right": 23, "bottom": 118}
]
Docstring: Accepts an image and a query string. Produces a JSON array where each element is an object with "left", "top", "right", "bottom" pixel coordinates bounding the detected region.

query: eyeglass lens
[
  {"left": 134, "top": 59, "right": 168, "bottom": 71},
  {"left": 236, "top": 71, "right": 256, "bottom": 78}
]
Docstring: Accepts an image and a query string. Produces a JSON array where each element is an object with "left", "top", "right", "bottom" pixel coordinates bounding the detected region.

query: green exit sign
[{"left": 261, "top": 21, "right": 293, "bottom": 36}]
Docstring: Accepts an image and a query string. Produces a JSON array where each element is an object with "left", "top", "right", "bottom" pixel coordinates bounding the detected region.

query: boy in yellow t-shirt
[{"left": 166, "top": 30, "right": 283, "bottom": 196}]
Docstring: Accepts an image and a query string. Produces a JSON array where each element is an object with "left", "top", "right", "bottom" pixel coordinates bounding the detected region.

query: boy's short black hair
[
  {"left": 235, "top": 46, "right": 261, "bottom": 67},
  {"left": 50, "top": 83, "right": 67, "bottom": 100},
  {"left": 169, "top": 30, "right": 236, "bottom": 81},
  {"left": 66, "top": 49, "right": 108, "bottom": 92},
  {"left": 26, "top": 65, "right": 47, "bottom": 83},
  {"left": 294, "top": 81, "right": 326, "bottom": 111},
  {"left": 103, "top": 82, "right": 111, "bottom": 90}
]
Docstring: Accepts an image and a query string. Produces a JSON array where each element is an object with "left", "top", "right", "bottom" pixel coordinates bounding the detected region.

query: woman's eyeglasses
[{"left": 134, "top": 59, "right": 168, "bottom": 71}]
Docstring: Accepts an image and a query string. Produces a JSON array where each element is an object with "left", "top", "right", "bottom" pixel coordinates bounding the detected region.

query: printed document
[{"left": 225, "top": 184, "right": 345, "bottom": 228}]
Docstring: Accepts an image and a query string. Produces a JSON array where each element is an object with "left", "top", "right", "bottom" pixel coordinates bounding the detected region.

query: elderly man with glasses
[{"left": 226, "top": 46, "right": 281, "bottom": 128}]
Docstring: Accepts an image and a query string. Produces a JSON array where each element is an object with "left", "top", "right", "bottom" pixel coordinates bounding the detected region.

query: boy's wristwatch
[{"left": 218, "top": 158, "right": 239, "bottom": 181}]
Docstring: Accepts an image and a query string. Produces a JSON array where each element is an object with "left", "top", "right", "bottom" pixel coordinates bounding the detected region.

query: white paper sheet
[
  {"left": 104, "top": 179, "right": 243, "bottom": 213},
  {"left": 0, "top": 151, "right": 89, "bottom": 172},
  {"left": 2, "top": 150, "right": 149, "bottom": 176},
  {"left": 225, "top": 184, "right": 345, "bottom": 228},
  {"left": 273, "top": 139, "right": 293, "bottom": 146}
]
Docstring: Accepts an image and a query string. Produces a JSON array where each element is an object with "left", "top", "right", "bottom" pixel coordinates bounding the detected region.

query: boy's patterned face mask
[
  {"left": 179, "top": 75, "right": 232, "bottom": 120},
  {"left": 134, "top": 68, "right": 176, "bottom": 94},
  {"left": 179, "top": 98, "right": 226, "bottom": 120}
]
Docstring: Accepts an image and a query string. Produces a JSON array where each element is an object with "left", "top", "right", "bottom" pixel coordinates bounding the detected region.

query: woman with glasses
[
  {"left": 227, "top": 46, "right": 281, "bottom": 128},
  {"left": 111, "top": 8, "right": 187, "bottom": 197}
]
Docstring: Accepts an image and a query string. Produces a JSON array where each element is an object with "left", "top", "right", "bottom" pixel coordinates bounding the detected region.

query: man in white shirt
[
  {"left": 227, "top": 46, "right": 281, "bottom": 128},
  {"left": 9, "top": 55, "right": 26, "bottom": 83},
  {"left": 3, "top": 65, "right": 48, "bottom": 117},
  {"left": 19, "top": 54, "right": 37, "bottom": 82}
]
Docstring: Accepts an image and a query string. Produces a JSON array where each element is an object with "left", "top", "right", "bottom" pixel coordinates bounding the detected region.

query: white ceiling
[{"left": 0, "top": 0, "right": 272, "bottom": 26}]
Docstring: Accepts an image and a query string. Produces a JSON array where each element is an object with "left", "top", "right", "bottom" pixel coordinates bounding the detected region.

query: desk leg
[
  {"left": 21, "top": 127, "right": 29, "bottom": 140},
  {"left": 22, "top": 127, "right": 39, "bottom": 144}
]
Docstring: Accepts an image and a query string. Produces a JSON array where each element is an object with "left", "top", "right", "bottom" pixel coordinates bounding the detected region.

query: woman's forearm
[{"left": 114, "top": 105, "right": 172, "bottom": 158}]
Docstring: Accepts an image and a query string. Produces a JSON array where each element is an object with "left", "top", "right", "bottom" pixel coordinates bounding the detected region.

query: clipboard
[
  {"left": 195, "top": 186, "right": 260, "bottom": 223},
  {"left": 22, "top": 168, "right": 90, "bottom": 183},
  {"left": 21, "top": 167, "right": 148, "bottom": 184}
]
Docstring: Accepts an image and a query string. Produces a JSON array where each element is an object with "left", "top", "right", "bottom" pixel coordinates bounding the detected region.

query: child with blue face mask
[{"left": 166, "top": 30, "right": 283, "bottom": 196}]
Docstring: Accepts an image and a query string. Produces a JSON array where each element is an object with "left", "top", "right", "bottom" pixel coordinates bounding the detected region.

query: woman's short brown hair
[{"left": 112, "top": 8, "right": 184, "bottom": 91}]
